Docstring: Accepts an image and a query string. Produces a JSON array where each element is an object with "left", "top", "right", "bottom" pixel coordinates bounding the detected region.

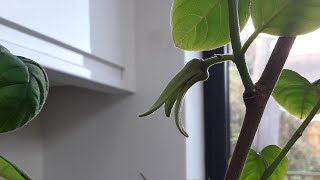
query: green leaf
[
  {"left": 0, "top": 52, "right": 49, "bottom": 133},
  {"left": 240, "top": 145, "right": 288, "bottom": 180},
  {"left": 251, "top": 0, "right": 320, "bottom": 36},
  {"left": 272, "top": 69, "right": 320, "bottom": 119},
  {"left": 0, "top": 155, "right": 32, "bottom": 180},
  {"left": 260, "top": 145, "right": 288, "bottom": 180},
  {"left": 171, "top": 0, "right": 250, "bottom": 50},
  {"left": 240, "top": 149, "right": 265, "bottom": 180}
]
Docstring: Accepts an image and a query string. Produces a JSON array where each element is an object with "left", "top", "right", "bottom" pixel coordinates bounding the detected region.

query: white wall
[
  {"left": 0, "top": 0, "right": 91, "bottom": 52},
  {"left": 0, "top": 0, "right": 199, "bottom": 179},
  {"left": 41, "top": 0, "right": 187, "bottom": 179},
  {"left": 0, "top": 119, "right": 43, "bottom": 180},
  {"left": 89, "top": 0, "right": 135, "bottom": 66}
]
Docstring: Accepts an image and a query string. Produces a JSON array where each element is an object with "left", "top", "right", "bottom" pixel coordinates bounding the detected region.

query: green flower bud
[{"left": 139, "top": 58, "right": 209, "bottom": 137}]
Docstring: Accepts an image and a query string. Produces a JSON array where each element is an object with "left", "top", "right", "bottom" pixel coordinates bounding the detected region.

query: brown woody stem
[{"left": 224, "top": 36, "right": 296, "bottom": 180}]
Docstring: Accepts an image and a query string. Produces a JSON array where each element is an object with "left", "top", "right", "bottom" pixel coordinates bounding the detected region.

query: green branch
[
  {"left": 240, "top": 30, "right": 260, "bottom": 57},
  {"left": 260, "top": 98, "right": 320, "bottom": 180},
  {"left": 235, "top": 60, "right": 255, "bottom": 93},
  {"left": 228, "top": 0, "right": 242, "bottom": 59},
  {"left": 227, "top": 0, "right": 254, "bottom": 93},
  {"left": 202, "top": 54, "right": 233, "bottom": 69}
]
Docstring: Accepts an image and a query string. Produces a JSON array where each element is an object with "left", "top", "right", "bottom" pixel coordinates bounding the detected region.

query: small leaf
[
  {"left": 171, "top": 0, "right": 250, "bottom": 50},
  {"left": 260, "top": 145, "right": 288, "bottom": 180},
  {"left": 251, "top": 0, "right": 320, "bottom": 36},
  {"left": 240, "top": 145, "right": 288, "bottom": 180},
  {"left": 0, "top": 53, "right": 49, "bottom": 133},
  {"left": 240, "top": 149, "right": 265, "bottom": 180},
  {"left": 139, "top": 59, "right": 202, "bottom": 117},
  {"left": 0, "top": 155, "right": 32, "bottom": 180},
  {"left": 272, "top": 69, "right": 320, "bottom": 119}
]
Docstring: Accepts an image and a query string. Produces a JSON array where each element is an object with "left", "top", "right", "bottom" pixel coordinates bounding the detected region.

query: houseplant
[
  {"left": 140, "top": 0, "right": 320, "bottom": 179},
  {"left": 0, "top": 45, "right": 48, "bottom": 179},
  {"left": 0, "top": 0, "right": 320, "bottom": 179}
]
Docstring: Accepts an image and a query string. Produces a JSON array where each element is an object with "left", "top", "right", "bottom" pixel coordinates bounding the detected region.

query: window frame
[{"left": 203, "top": 47, "right": 230, "bottom": 180}]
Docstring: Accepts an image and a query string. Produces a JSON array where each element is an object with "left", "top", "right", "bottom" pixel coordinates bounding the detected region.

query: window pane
[{"left": 230, "top": 19, "right": 320, "bottom": 178}]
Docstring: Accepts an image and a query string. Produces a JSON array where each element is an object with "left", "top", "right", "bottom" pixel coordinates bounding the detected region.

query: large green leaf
[
  {"left": 0, "top": 155, "right": 31, "bottom": 180},
  {"left": 0, "top": 52, "right": 49, "bottom": 133},
  {"left": 272, "top": 69, "right": 320, "bottom": 119},
  {"left": 171, "top": 0, "right": 250, "bottom": 50},
  {"left": 251, "top": 0, "right": 320, "bottom": 36},
  {"left": 240, "top": 145, "right": 288, "bottom": 180}
]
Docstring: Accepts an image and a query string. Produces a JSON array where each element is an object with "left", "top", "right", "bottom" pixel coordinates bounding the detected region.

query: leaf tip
[
  {"left": 138, "top": 111, "right": 150, "bottom": 117},
  {"left": 164, "top": 110, "right": 171, "bottom": 118},
  {"left": 174, "top": 99, "right": 189, "bottom": 138}
]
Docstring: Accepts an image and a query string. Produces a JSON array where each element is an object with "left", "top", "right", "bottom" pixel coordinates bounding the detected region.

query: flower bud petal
[
  {"left": 139, "top": 59, "right": 202, "bottom": 117},
  {"left": 164, "top": 86, "right": 182, "bottom": 117},
  {"left": 174, "top": 71, "right": 209, "bottom": 137}
]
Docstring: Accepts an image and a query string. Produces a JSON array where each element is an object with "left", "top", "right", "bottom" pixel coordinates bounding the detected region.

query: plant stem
[
  {"left": 227, "top": 0, "right": 241, "bottom": 59},
  {"left": 202, "top": 54, "right": 234, "bottom": 69},
  {"left": 240, "top": 30, "right": 260, "bottom": 57},
  {"left": 260, "top": 98, "right": 320, "bottom": 180},
  {"left": 227, "top": 0, "right": 255, "bottom": 93},
  {"left": 235, "top": 60, "right": 255, "bottom": 94},
  {"left": 225, "top": 37, "right": 296, "bottom": 180}
]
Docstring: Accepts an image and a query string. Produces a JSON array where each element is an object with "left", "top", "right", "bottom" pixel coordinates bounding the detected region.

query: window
[{"left": 230, "top": 19, "right": 320, "bottom": 179}]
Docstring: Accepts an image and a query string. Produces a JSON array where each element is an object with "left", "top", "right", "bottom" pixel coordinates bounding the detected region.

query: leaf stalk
[
  {"left": 202, "top": 54, "right": 234, "bottom": 69},
  {"left": 240, "top": 30, "right": 260, "bottom": 57}
]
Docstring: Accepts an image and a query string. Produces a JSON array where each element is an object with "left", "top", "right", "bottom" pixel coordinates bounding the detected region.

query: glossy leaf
[
  {"left": 240, "top": 145, "right": 288, "bottom": 180},
  {"left": 171, "top": 0, "right": 250, "bottom": 50},
  {"left": 251, "top": 0, "right": 320, "bottom": 36},
  {"left": 272, "top": 69, "right": 320, "bottom": 119},
  {"left": 0, "top": 52, "right": 49, "bottom": 133},
  {"left": 0, "top": 155, "right": 31, "bottom": 180}
]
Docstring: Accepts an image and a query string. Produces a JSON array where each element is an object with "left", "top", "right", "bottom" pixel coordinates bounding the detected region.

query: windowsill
[{"left": 0, "top": 18, "right": 135, "bottom": 94}]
